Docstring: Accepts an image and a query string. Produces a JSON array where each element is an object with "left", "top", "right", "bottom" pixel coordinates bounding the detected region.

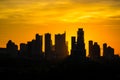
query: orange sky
[{"left": 0, "top": 0, "right": 120, "bottom": 56}]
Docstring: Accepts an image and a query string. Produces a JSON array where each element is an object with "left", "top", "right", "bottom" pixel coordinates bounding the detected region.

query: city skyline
[
  {"left": 0, "top": 0, "right": 120, "bottom": 55},
  {"left": 0, "top": 28, "right": 119, "bottom": 56},
  {"left": 0, "top": 28, "right": 117, "bottom": 58},
  {"left": 1, "top": 0, "right": 120, "bottom": 78}
]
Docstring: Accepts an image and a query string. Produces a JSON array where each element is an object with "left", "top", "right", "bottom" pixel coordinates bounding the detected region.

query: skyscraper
[
  {"left": 20, "top": 43, "right": 27, "bottom": 56},
  {"left": 70, "top": 28, "right": 86, "bottom": 60},
  {"left": 35, "top": 34, "right": 43, "bottom": 55},
  {"left": 103, "top": 43, "right": 114, "bottom": 59},
  {"left": 71, "top": 36, "right": 76, "bottom": 55},
  {"left": 55, "top": 32, "right": 68, "bottom": 60},
  {"left": 92, "top": 42, "right": 100, "bottom": 59},
  {"left": 76, "top": 28, "right": 86, "bottom": 58},
  {"left": 103, "top": 43, "right": 107, "bottom": 57},
  {"left": 45, "top": 33, "right": 52, "bottom": 60},
  {"left": 25, "top": 34, "right": 43, "bottom": 60},
  {"left": 89, "top": 40, "right": 93, "bottom": 58},
  {"left": 6, "top": 40, "right": 18, "bottom": 58}
]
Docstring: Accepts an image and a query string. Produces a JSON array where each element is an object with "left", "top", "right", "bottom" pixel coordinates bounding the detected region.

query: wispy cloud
[{"left": 0, "top": 0, "right": 120, "bottom": 24}]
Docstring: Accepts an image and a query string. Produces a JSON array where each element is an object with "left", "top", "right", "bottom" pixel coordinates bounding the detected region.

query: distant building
[
  {"left": 6, "top": 40, "right": 18, "bottom": 58},
  {"left": 45, "top": 33, "right": 54, "bottom": 60},
  {"left": 25, "top": 34, "right": 44, "bottom": 60},
  {"left": 71, "top": 36, "right": 77, "bottom": 55},
  {"left": 92, "top": 42, "right": 100, "bottom": 59},
  {"left": 55, "top": 32, "right": 69, "bottom": 60},
  {"left": 35, "top": 34, "right": 43, "bottom": 57},
  {"left": 103, "top": 43, "right": 114, "bottom": 59},
  {"left": 89, "top": 41, "right": 100, "bottom": 60},
  {"left": 89, "top": 40, "right": 93, "bottom": 58},
  {"left": 103, "top": 43, "right": 107, "bottom": 57},
  {"left": 20, "top": 43, "right": 27, "bottom": 57},
  {"left": 0, "top": 48, "right": 7, "bottom": 58},
  {"left": 71, "top": 28, "right": 86, "bottom": 59}
]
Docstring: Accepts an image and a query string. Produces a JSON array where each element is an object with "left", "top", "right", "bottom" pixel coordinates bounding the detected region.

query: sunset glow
[{"left": 0, "top": 0, "right": 120, "bottom": 56}]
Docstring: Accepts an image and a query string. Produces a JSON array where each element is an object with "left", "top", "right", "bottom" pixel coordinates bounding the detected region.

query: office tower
[
  {"left": 93, "top": 42, "right": 100, "bottom": 58},
  {"left": 35, "top": 34, "right": 43, "bottom": 55},
  {"left": 103, "top": 43, "right": 107, "bottom": 57},
  {"left": 76, "top": 28, "right": 86, "bottom": 58},
  {"left": 20, "top": 43, "right": 28, "bottom": 58},
  {"left": 6, "top": 40, "right": 18, "bottom": 58},
  {"left": 107, "top": 46, "right": 114, "bottom": 59},
  {"left": 70, "top": 28, "right": 86, "bottom": 59},
  {"left": 45, "top": 33, "right": 52, "bottom": 60},
  {"left": 103, "top": 43, "right": 114, "bottom": 59},
  {"left": 71, "top": 36, "right": 76, "bottom": 55},
  {"left": 26, "top": 34, "right": 43, "bottom": 60},
  {"left": 55, "top": 32, "right": 68, "bottom": 60},
  {"left": 89, "top": 40, "right": 93, "bottom": 58}
]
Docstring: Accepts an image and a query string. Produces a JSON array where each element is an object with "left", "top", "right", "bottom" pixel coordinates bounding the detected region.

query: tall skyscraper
[
  {"left": 45, "top": 33, "right": 52, "bottom": 60},
  {"left": 89, "top": 40, "right": 93, "bottom": 58},
  {"left": 25, "top": 34, "right": 43, "bottom": 60},
  {"left": 76, "top": 28, "right": 86, "bottom": 58},
  {"left": 103, "top": 43, "right": 107, "bottom": 57},
  {"left": 35, "top": 34, "right": 43, "bottom": 55},
  {"left": 6, "top": 40, "right": 18, "bottom": 58},
  {"left": 71, "top": 36, "right": 76, "bottom": 55},
  {"left": 92, "top": 42, "right": 100, "bottom": 59},
  {"left": 103, "top": 43, "right": 114, "bottom": 59},
  {"left": 70, "top": 28, "right": 86, "bottom": 59},
  {"left": 55, "top": 32, "right": 68, "bottom": 60},
  {"left": 20, "top": 43, "right": 27, "bottom": 56}
]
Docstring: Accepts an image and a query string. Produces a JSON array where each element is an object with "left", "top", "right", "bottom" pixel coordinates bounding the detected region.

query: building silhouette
[
  {"left": 71, "top": 36, "right": 77, "bottom": 56},
  {"left": 92, "top": 42, "right": 100, "bottom": 60},
  {"left": 20, "top": 34, "right": 44, "bottom": 60},
  {"left": 20, "top": 43, "right": 28, "bottom": 58},
  {"left": 103, "top": 43, "right": 114, "bottom": 59},
  {"left": 55, "top": 32, "right": 69, "bottom": 60},
  {"left": 6, "top": 40, "right": 18, "bottom": 58},
  {"left": 45, "top": 33, "right": 54, "bottom": 60},
  {"left": 0, "top": 27, "right": 118, "bottom": 63},
  {"left": 71, "top": 28, "right": 86, "bottom": 59},
  {"left": 89, "top": 40, "right": 93, "bottom": 58},
  {"left": 88, "top": 41, "right": 100, "bottom": 60},
  {"left": 35, "top": 34, "right": 43, "bottom": 57},
  {"left": 0, "top": 48, "right": 7, "bottom": 58}
]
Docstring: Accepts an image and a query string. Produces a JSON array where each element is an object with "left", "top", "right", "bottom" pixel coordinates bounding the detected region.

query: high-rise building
[
  {"left": 45, "top": 33, "right": 52, "bottom": 60},
  {"left": 26, "top": 34, "right": 43, "bottom": 60},
  {"left": 76, "top": 28, "right": 86, "bottom": 58},
  {"left": 35, "top": 34, "right": 43, "bottom": 55},
  {"left": 89, "top": 40, "right": 93, "bottom": 58},
  {"left": 20, "top": 43, "right": 27, "bottom": 56},
  {"left": 55, "top": 32, "right": 68, "bottom": 60},
  {"left": 103, "top": 43, "right": 107, "bottom": 57},
  {"left": 92, "top": 42, "right": 100, "bottom": 59},
  {"left": 71, "top": 36, "right": 76, "bottom": 55},
  {"left": 6, "top": 40, "right": 18, "bottom": 58},
  {"left": 70, "top": 28, "right": 86, "bottom": 59},
  {"left": 103, "top": 43, "right": 114, "bottom": 59}
]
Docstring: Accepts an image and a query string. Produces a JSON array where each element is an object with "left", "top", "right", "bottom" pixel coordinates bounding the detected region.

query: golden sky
[{"left": 0, "top": 0, "right": 120, "bottom": 56}]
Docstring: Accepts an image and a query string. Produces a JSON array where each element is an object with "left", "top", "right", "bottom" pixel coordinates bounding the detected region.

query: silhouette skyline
[
  {"left": 0, "top": 28, "right": 120, "bottom": 79},
  {"left": 0, "top": 28, "right": 119, "bottom": 61},
  {"left": 0, "top": 0, "right": 120, "bottom": 79}
]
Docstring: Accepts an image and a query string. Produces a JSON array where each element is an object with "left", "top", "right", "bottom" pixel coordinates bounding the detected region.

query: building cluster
[
  {"left": 0, "top": 28, "right": 119, "bottom": 61},
  {"left": 0, "top": 32, "right": 69, "bottom": 61},
  {"left": 88, "top": 41, "right": 115, "bottom": 60},
  {"left": 71, "top": 28, "right": 86, "bottom": 59}
]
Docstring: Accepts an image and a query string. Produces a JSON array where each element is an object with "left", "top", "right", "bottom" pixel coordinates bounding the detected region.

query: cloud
[{"left": 109, "top": 15, "right": 120, "bottom": 19}]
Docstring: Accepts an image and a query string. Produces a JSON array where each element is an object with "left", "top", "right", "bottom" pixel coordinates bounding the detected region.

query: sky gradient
[{"left": 0, "top": 0, "right": 120, "bottom": 56}]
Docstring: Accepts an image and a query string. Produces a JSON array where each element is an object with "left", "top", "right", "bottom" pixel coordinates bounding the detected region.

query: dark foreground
[{"left": 0, "top": 57, "right": 120, "bottom": 80}]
